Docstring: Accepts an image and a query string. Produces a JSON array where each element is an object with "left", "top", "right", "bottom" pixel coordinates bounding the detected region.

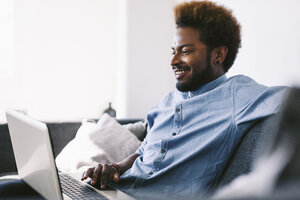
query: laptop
[{"left": 5, "top": 108, "right": 134, "bottom": 200}]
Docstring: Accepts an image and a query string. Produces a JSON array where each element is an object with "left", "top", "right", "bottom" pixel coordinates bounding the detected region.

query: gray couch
[{"left": 0, "top": 116, "right": 275, "bottom": 193}]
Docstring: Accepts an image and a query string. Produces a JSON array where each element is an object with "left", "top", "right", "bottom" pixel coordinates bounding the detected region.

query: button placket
[
  {"left": 153, "top": 139, "right": 168, "bottom": 171},
  {"left": 174, "top": 103, "right": 183, "bottom": 131}
]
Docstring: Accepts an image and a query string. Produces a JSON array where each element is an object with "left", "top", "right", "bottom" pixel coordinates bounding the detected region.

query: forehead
[{"left": 172, "top": 27, "right": 202, "bottom": 48}]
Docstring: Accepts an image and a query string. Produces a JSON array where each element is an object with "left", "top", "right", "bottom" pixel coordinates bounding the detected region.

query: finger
[
  {"left": 87, "top": 167, "right": 96, "bottom": 178},
  {"left": 91, "top": 164, "right": 102, "bottom": 185},
  {"left": 101, "top": 164, "right": 109, "bottom": 188},
  {"left": 108, "top": 170, "right": 113, "bottom": 182},
  {"left": 113, "top": 173, "right": 120, "bottom": 183},
  {"left": 81, "top": 167, "right": 95, "bottom": 180}
]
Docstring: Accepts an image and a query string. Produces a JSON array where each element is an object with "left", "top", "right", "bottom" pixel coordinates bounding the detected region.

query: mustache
[{"left": 172, "top": 65, "right": 191, "bottom": 71}]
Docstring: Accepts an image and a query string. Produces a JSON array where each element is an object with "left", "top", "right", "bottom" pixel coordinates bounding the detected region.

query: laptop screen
[{"left": 6, "top": 109, "right": 63, "bottom": 200}]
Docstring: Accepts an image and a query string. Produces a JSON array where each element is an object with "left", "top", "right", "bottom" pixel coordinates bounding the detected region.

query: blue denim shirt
[{"left": 111, "top": 74, "right": 286, "bottom": 199}]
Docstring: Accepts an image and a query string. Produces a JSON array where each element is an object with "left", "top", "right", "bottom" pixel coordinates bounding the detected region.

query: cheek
[
  {"left": 183, "top": 56, "right": 199, "bottom": 66},
  {"left": 189, "top": 58, "right": 207, "bottom": 71}
]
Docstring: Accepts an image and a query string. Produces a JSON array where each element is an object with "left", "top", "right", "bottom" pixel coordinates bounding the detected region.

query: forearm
[{"left": 117, "top": 153, "right": 139, "bottom": 175}]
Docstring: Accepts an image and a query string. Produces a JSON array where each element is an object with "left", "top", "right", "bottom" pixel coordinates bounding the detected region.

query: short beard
[{"left": 176, "top": 54, "right": 214, "bottom": 92}]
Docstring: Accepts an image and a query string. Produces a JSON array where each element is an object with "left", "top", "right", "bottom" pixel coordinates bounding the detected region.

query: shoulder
[
  {"left": 228, "top": 75, "right": 265, "bottom": 88},
  {"left": 228, "top": 74, "right": 287, "bottom": 93},
  {"left": 229, "top": 75, "right": 287, "bottom": 108},
  {"left": 229, "top": 74, "right": 267, "bottom": 94}
]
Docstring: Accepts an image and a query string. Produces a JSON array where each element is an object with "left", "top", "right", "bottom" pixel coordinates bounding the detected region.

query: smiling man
[{"left": 82, "top": 1, "right": 287, "bottom": 199}]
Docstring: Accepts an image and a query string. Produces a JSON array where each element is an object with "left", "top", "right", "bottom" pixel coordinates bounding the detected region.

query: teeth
[{"left": 175, "top": 70, "right": 185, "bottom": 75}]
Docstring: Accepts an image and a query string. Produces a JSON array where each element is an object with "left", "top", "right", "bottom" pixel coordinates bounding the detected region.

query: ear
[{"left": 211, "top": 46, "right": 228, "bottom": 66}]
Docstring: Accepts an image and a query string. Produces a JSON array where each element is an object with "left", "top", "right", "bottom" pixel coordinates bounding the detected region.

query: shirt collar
[{"left": 180, "top": 74, "right": 227, "bottom": 99}]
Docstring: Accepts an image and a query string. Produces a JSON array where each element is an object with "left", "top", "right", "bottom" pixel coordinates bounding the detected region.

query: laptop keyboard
[{"left": 59, "top": 173, "right": 108, "bottom": 200}]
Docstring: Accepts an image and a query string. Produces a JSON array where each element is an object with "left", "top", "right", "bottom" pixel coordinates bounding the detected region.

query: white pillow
[
  {"left": 55, "top": 113, "right": 141, "bottom": 173},
  {"left": 122, "top": 121, "right": 147, "bottom": 140}
]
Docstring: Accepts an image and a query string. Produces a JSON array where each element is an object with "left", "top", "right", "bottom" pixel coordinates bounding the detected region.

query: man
[{"left": 82, "top": 1, "right": 286, "bottom": 199}]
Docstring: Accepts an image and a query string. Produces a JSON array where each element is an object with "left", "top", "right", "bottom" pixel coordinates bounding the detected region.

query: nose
[{"left": 170, "top": 53, "right": 182, "bottom": 67}]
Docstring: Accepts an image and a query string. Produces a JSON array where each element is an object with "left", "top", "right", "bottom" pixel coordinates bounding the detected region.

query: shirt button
[
  {"left": 176, "top": 108, "right": 180, "bottom": 112},
  {"left": 172, "top": 132, "right": 176, "bottom": 136},
  {"left": 149, "top": 171, "right": 153, "bottom": 175},
  {"left": 161, "top": 149, "right": 166, "bottom": 153}
]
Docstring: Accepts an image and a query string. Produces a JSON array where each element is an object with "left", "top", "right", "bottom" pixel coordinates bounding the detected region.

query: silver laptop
[{"left": 5, "top": 108, "right": 134, "bottom": 200}]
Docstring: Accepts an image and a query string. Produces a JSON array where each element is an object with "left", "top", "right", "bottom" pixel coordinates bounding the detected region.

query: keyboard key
[{"left": 59, "top": 173, "right": 108, "bottom": 200}]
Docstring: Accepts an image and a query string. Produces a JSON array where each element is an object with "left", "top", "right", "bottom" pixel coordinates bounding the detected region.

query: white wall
[
  {"left": 214, "top": 0, "right": 300, "bottom": 86},
  {"left": 1, "top": 0, "right": 299, "bottom": 122},
  {"left": 1, "top": 0, "right": 119, "bottom": 122},
  {"left": 116, "top": 0, "right": 176, "bottom": 118},
  {"left": 0, "top": 0, "right": 176, "bottom": 122}
]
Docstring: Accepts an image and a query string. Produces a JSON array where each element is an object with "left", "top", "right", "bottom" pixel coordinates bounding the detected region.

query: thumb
[{"left": 113, "top": 173, "right": 120, "bottom": 183}]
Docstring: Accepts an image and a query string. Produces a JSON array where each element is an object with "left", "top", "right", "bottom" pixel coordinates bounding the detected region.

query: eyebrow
[{"left": 172, "top": 44, "right": 194, "bottom": 50}]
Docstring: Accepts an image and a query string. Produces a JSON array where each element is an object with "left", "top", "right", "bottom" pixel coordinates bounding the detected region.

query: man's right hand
[
  {"left": 80, "top": 153, "right": 139, "bottom": 189},
  {"left": 81, "top": 164, "right": 120, "bottom": 189}
]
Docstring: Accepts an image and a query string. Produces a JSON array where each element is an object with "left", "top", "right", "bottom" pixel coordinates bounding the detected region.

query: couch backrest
[{"left": 0, "top": 124, "right": 16, "bottom": 174}]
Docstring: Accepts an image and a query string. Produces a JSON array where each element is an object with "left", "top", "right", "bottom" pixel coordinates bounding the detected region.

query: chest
[{"left": 147, "top": 92, "right": 233, "bottom": 143}]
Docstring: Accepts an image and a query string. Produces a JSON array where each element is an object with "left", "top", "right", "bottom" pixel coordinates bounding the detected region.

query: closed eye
[{"left": 182, "top": 50, "right": 192, "bottom": 55}]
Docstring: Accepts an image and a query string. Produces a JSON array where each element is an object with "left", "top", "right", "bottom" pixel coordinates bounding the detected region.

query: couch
[{"left": 0, "top": 116, "right": 276, "bottom": 196}]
